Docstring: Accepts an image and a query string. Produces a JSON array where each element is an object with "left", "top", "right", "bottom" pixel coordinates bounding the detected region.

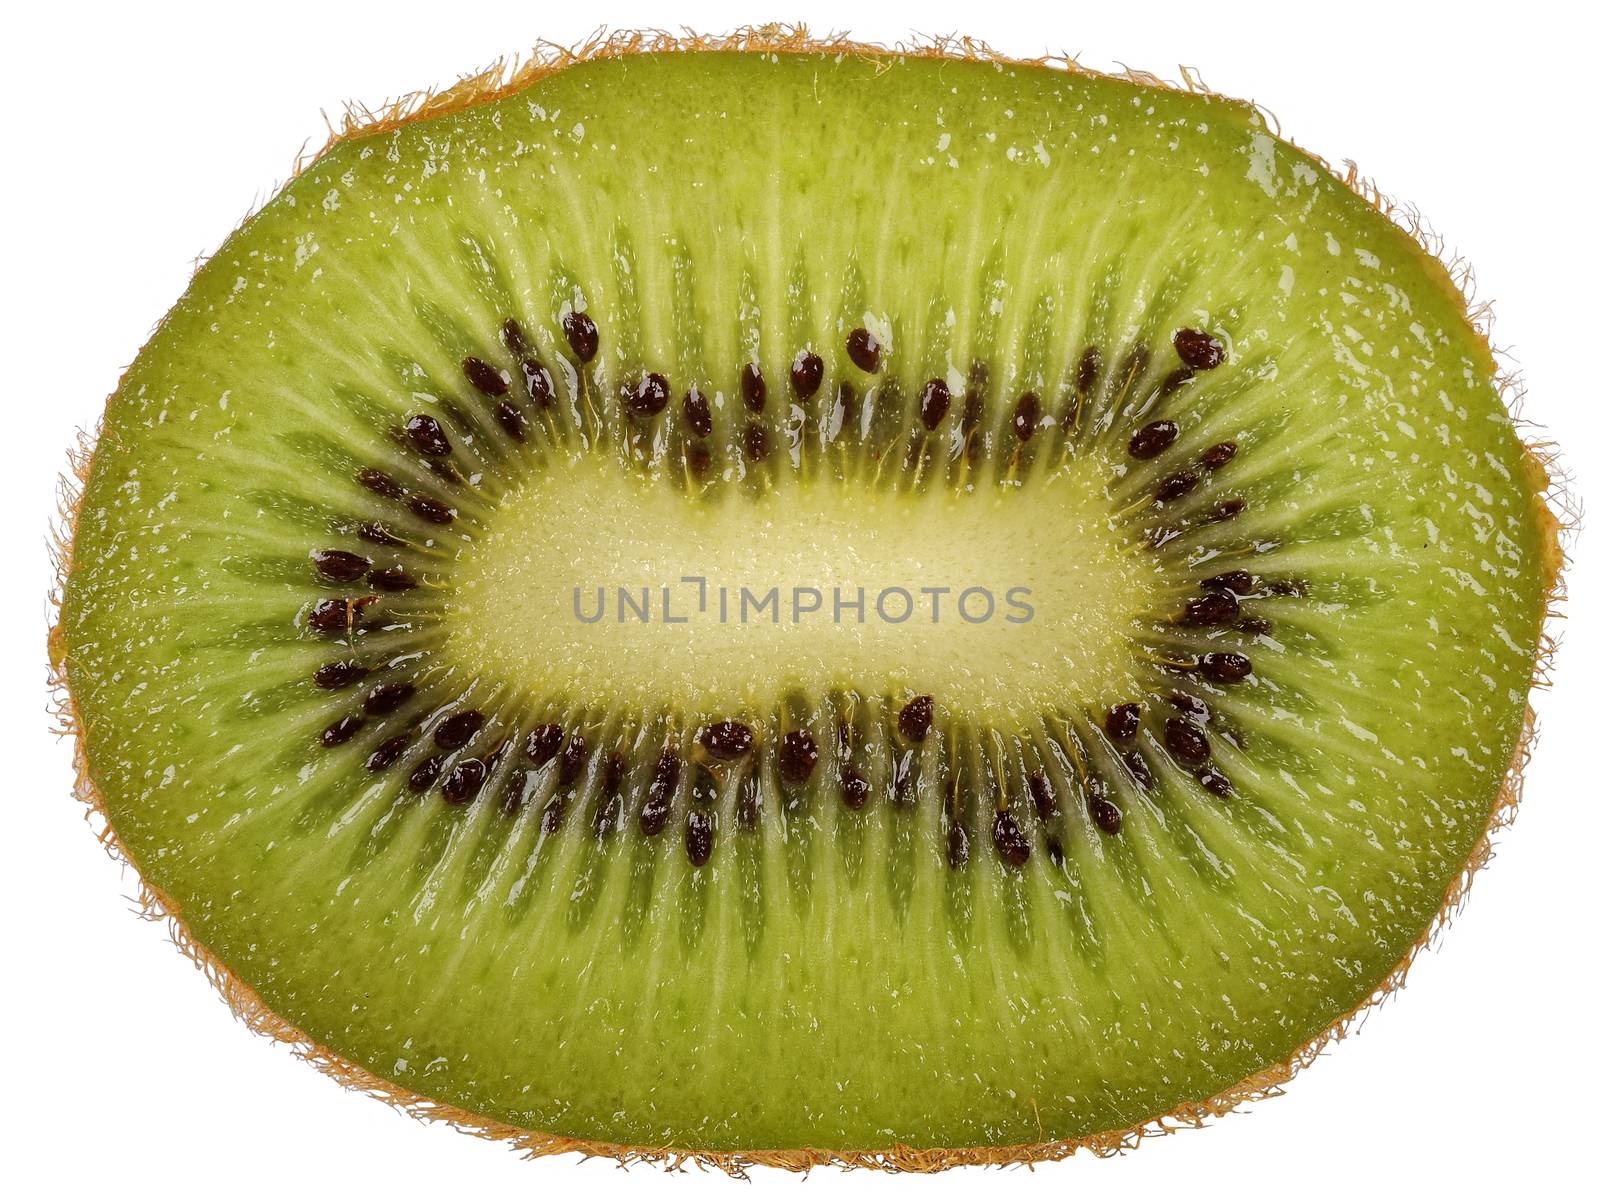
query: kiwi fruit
[{"left": 51, "top": 31, "right": 1562, "bottom": 1171}]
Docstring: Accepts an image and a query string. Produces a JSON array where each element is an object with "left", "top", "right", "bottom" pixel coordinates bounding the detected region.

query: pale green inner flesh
[
  {"left": 60, "top": 52, "right": 1546, "bottom": 1151},
  {"left": 454, "top": 455, "right": 1155, "bottom": 721}
]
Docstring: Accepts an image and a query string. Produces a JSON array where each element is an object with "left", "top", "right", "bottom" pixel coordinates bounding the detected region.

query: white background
[{"left": 4, "top": 1, "right": 1594, "bottom": 1194}]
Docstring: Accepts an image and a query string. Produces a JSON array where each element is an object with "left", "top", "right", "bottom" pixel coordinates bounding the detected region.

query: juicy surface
[{"left": 61, "top": 51, "right": 1546, "bottom": 1151}]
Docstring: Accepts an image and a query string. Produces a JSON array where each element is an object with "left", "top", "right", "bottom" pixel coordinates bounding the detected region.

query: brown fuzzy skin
[{"left": 47, "top": 25, "right": 1570, "bottom": 1175}]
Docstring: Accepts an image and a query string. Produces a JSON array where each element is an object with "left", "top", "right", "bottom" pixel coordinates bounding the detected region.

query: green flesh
[{"left": 60, "top": 51, "right": 1547, "bottom": 1153}]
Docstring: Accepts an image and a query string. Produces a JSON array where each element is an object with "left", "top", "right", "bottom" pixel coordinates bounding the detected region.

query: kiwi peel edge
[{"left": 45, "top": 24, "right": 1571, "bottom": 1175}]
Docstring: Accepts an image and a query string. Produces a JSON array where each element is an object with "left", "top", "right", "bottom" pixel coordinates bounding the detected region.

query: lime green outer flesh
[{"left": 61, "top": 52, "right": 1545, "bottom": 1151}]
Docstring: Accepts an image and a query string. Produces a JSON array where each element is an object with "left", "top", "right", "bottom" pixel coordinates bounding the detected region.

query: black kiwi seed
[
  {"left": 790, "top": 350, "right": 824, "bottom": 398},
  {"left": 404, "top": 413, "right": 452, "bottom": 457},
  {"left": 1264, "top": 578, "right": 1310, "bottom": 597},
  {"left": 841, "top": 768, "right": 869, "bottom": 810},
  {"left": 502, "top": 767, "right": 529, "bottom": 814},
  {"left": 423, "top": 458, "right": 461, "bottom": 486},
  {"left": 1159, "top": 366, "right": 1195, "bottom": 396},
  {"left": 992, "top": 811, "right": 1029, "bottom": 867},
  {"left": 495, "top": 401, "right": 527, "bottom": 440},
  {"left": 640, "top": 751, "right": 679, "bottom": 836},
  {"left": 358, "top": 522, "right": 404, "bottom": 547},
  {"left": 1028, "top": 771, "right": 1056, "bottom": 821},
  {"left": 1200, "top": 652, "right": 1253, "bottom": 684},
  {"left": 1013, "top": 392, "right": 1041, "bottom": 441},
  {"left": 778, "top": 730, "right": 819, "bottom": 783},
  {"left": 1185, "top": 591, "right": 1241, "bottom": 626},
  {"left": 501, "top": 317, "right": 529, "bottom": 356},
  {"left": 408, "top": 754, "right": 445, "bottom": 793},
  {"left": 1201, "top": 441, "right": 1238, "bottom": 470},
  {"left": 313, "top": 549, "right": 370, "bottom": 583},
  {"left": 1124, "top": 750, "right": 1155, "bottom": 790},
  {"left": 320, "top": 714, "right": 364, "bottom": 747},
  {"left": 740, "top": 362, "right": 766, "bottom": 411},
  {"left": 1239, "top": 616, "right": 1274, "bottom": 636},
  {"left": 1164, "top": 717, "right": 1211, "bottom": 765},
  {"left": 521, "top": 361, "right": 556, "bottom": 409},
  {"left": 701, "top": 720, "right": 753, "bottom": 760},
  {"left": 686, "top": 440, "right": 712, "bottom": 477},
  {"left": 368, "top": 566, "right": 415, "bottom": 592},
  {"left": 845, "top": 327, "right": 881, "bottom": 373},
  {"left": 683, "top": 387, "right": 713, "bottom": 438},
  {"left": 966, "top": 359, "right": 990, "bottom": 397},
  {"left": 407, "top": 493, "right": 455, "bottom": 525},
  {"left": 1046, "top": 837, "right": 1066, "bottom": 868},
  {"left": 891, "top": 749, "right": 915, "bottom": 806},
  {"left": 1076, "top": 345, "right": 1102, "bottom": 392},
  {"left": 919, "top": 379, "right": 951, "bottom": 430},
  {"left": 594, "top": 754, "right": 625, "bottom": 837},
  {"left": 1202, "top": 569, "right": 1252, "bottom": 593},
  {"left": 363, "top": 681, "right": 415, "bottom": 715},
  {"left": 461, "top": 357, "right": 509, "bottom": 397},
  {"left": 313, "top": 660, "right": 367, "bottom": 690},
  {"left": 434, "top": 709, "right": 485, "bottom": 750},
  {"left": 1195, "top": 765, "right": 1234, "bottom": 797},
  {"left": 947, "top": 821, "right": 970, "bottom": 869},
  {"left": 562, "top": 311, "right": 599, "bottom": 362},
  {"left": 308, "top": 597, "right": 369, "bottom": 634},
  {"left": 541, "top": 797, "right": 566, "bottom": 835},
  {"left": 898, "top": 695, "right": 935, "bottom": 742},
  {"left": 626, "top": 373, "right": 671, "bottom": 418},
  {"left": 1104, "top": 702, "right": 1141, "bottom": 745},
  {"left": 306, "top": 598, "right": 359, "bottom": 636},
  {"left": 686, "top": 810, "right": 715, "bottom": 866},
  {"left": 442, "top": 758, "right": 487, "bottom": 803},
  {"left": 525, "top": 723, "right": 563, "bottom": 766},
  {"left": 357, "top": 467, "right": 405, "bottom": 499},
  {"left": 1087, "top": 779, "right": 1121, "bottom": 834},
  {"left": 1174, "top": 327, "right": 1227, "bottom": 370},
  {"left": 588, "top": 800, "right": 617, "bottom": 838},
  {"left": 559, "top": 734, "right": 588, "bottom": 785},
  {"left": 743, "top": 422, "right": 769, "bottom": 462},
  {"left": 1128, "top": 420, "right": 1179, "bottom": 459},
  {"left": 961, "top": 392, "right": 984, "bottom": 435},
  {"left": 1170, "top": 691, "right": 1210, "bottom": 720},
  {"left": 364, "top": 732, "right": 412, "bottom": 772},
  {"left": 1155, "top": 471, "right": 1200, "bottom": 502},
  {"left": 1209, "top": 497, "right": 1247, "bottom": 522},
  {"left": 1090, "top": 797, "right": 1122, "bottom": 834}
]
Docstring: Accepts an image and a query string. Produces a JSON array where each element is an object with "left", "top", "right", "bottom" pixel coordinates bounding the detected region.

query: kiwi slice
[{"left": 53, "top": 35, "right": 1561, "bottom": 1169}]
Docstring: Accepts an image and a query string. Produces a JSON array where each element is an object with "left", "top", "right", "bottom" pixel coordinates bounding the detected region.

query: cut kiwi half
[{"left": 51, "top": 31, "right": 1562, "bottom": 1171}]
